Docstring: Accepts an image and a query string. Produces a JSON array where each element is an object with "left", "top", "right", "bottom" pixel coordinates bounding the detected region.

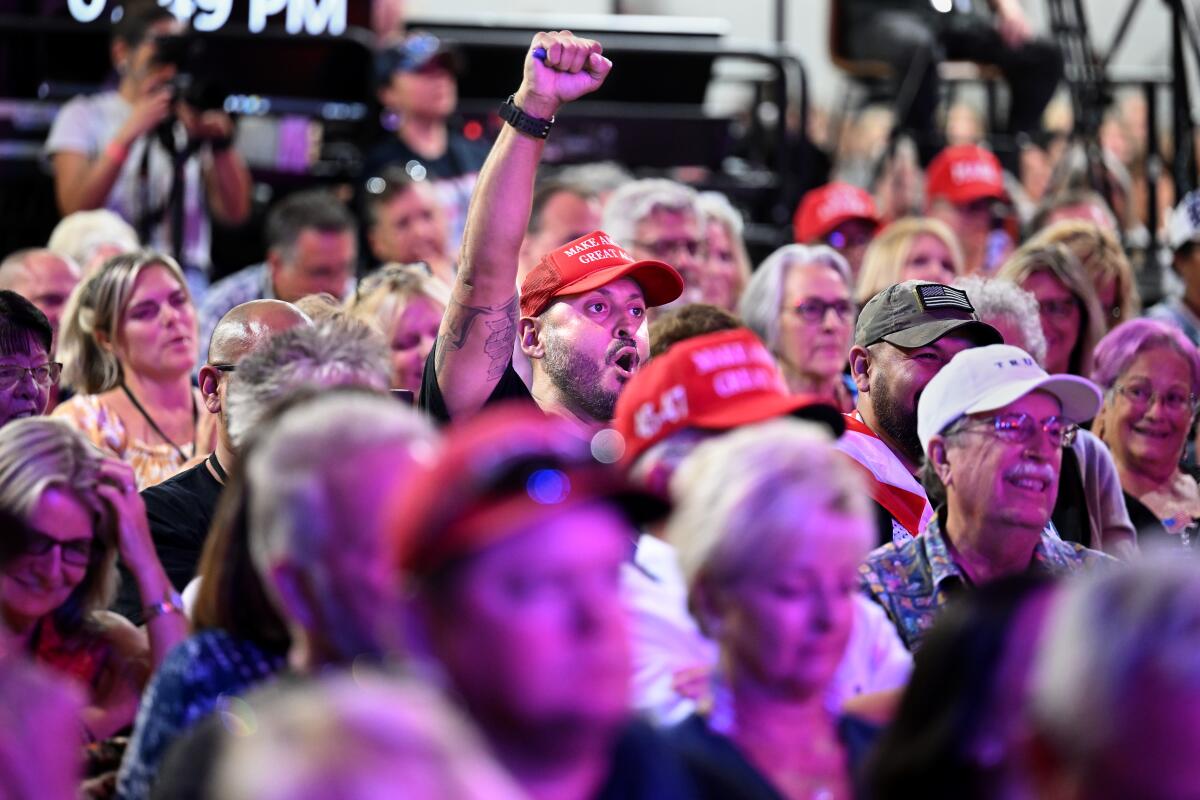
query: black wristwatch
[{"left": 499, "top": 94, "right": 554, "bottom": 139}]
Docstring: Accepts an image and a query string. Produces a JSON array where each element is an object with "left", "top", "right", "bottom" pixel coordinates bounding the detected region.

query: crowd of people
[{"left": 5, "top": 7, "right": 1200, "bottom": 800}]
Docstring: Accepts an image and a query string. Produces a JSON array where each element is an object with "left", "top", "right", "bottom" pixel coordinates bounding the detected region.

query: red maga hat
[
  {"left": 389, "top": 403, "right": 668, "bottom": 577},
  {"left": 519, "top": 230, "right": 685, "bottom": 318},
  {"left": 612, "top": 328, "right": 846, "bottom": 466},
  {"left": 793, "top": 182, "right": 880, "bottom": 244},
  {"left": 925, "top": 144, "right": 1007, "bottom": 206}
]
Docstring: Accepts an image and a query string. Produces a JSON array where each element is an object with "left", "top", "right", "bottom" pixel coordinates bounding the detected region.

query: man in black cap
[
  {"left": 365, "top": 32, "right": 490, "bottom": 251},
  {"left": 837, "top": 280, "right": 1001, "bottom": 546}
]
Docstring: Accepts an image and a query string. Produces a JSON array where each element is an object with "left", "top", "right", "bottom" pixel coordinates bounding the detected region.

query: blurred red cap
[
  {"left": 612, "top": 328, "right": 845, "bottom": 466},
  {"left": 925, "top": 144, "right": 1007, "bottom": 206},
  {"left": 793, "top": 182, "right": 880, "bottom": 243}
]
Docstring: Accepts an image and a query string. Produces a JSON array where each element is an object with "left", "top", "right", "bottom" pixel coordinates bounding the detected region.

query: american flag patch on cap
[{"left": 916, "top": 284, "right": 974, "bottom": 312}]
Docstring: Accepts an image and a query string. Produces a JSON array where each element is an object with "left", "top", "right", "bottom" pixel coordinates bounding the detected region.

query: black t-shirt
[
  {"left": 112, "top": 458, "right": 223, "bottom": 625},
  {"left": 362, "top": 129, "right": 490, "bottom": 183},
  {"left": 418, "top": 348, "right": 535, "bottom": 425}
]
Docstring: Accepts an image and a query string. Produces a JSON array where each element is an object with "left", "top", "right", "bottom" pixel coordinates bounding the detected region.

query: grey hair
[
  {"left": 226, "top": 319, "right": 391, "bottom": 449},
  {"left": 0, "top": 418, "right": 118, "bottom": 633},
  {"left": 666, "top": 419, "right": 873, "bottom": 628},
  {"left": 1029, "top": 557, "right": 1200, "bottom": 773},
  {"left": 601, "top": 178, "right": 702, "bottom": 251},
  {"left": 210, "top": 671, "right": 525, "bottom": 800},
  {"left": 953, "top": 276, "right": 1048, "bottom": 366},
  {"left": 246, "top": 392, "right": 437, "bottom": 579},
  {"left": 58, "top": 250, "right": 191, "bottom": 394},
  {"left": 46, "top": 209, "right": 139, "bottom": 269},
  {"left": 738, "top": 244, "right": 852, "bottom": 352}
]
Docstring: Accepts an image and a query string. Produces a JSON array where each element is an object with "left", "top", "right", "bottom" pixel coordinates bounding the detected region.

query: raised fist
[{"left": 514, "top": 30, "right": 612, "bottom": 121}]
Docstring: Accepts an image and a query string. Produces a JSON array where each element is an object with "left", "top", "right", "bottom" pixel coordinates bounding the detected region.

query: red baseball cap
[
  {"left": 612, "top": 328, "right": 846, "bottom": 466},
  {"left": 519, "top": 230, "right": 685, "bottom": 318},
  {"left": 925, "top": 144, "right": 1008, "bottom": 206},
  {"left": 793, "top": 182, "right": 881, "bottom": 243},
  {"left": 389, "top": 403, "right": 668, "bottom": 577}
]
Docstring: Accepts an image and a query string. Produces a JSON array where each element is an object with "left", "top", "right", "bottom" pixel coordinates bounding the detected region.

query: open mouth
[
  {"left": 611, "top": 348, "right": 639, "bottom": 379},
  {"left": 1131, "top": 424, "right": 1173, "bottom": 440}
]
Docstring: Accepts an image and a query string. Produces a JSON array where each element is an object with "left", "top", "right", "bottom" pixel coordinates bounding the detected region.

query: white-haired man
[{"left": 860, "top": 344, "right": 1113, "bottom": 650}]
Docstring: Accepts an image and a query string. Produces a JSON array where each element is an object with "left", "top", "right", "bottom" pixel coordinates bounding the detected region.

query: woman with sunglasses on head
[
  {"left": 739, "top": 245, "right": 857, "bottom": 412},
  {"left": 0, "top": 418, "right": 186, "bottom": 742},
  {"left": 346, "top": 262, "right": 449, "bottom": 396},
  {"left": 996, "top": 242, "right": 1105, "bottom": 379},
  {"left": 1091, "top": 319, "right": 1200, "bottom": 549},
  {"left": 54, "top": 251, "right": 215, "bottom": 490}
]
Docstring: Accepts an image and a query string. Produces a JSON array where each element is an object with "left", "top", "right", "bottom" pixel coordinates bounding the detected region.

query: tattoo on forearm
[{"left": 435, "top": 294, "right": 519, "bottom": 380}]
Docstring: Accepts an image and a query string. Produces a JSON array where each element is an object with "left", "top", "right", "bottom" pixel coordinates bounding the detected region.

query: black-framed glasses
[
  {"left": 208, "top": 364, "right": 236, "bottom": 373},
  {"left": 792, "top": 298, "right": 855, "bottom": 323},
  {"left": 632, "top": 238, "right": 709, "bottom": 261},
  {"left": 0, "top": 362, "right": 62, "bottom": 390},
  {"left": 21, "top": 531, "right": 92, "bottom": 566},
  {"left": 1114, "top": 382, "right": 1198, "bottom": 415},
  {"left": 956, "top": 412, "right": 1078, "bottom": 448}
]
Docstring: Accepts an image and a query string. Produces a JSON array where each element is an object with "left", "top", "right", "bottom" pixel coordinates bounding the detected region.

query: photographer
[{"left": 45, "top": 0, "right": 251, "bottom": 295}]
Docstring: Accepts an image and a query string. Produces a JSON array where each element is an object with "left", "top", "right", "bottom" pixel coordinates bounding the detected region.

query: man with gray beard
[{"left": 837, "top": 281, "right": 1001, "bottom": 546}]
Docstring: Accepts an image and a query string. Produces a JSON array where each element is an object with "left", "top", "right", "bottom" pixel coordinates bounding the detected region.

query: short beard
[
  {"left": 541, "top": 329, "right": 619, "bottom": 422},
  {"left": 870, "top": 370, "right": 924, "bottom": 465}
]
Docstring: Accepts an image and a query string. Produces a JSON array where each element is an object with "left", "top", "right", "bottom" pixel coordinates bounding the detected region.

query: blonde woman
[
  {"left": 667, "top": 420, "right": 877, "bottom": 800},
  {"left": 856, "top": 218, "right": 964, "bottom": 304},
  {"left": 698, "top": 192, "right": 753, "bottom": 312},
  {"left": 996, "top": 242, "right": 1106, "bottom": 378},
  {"left": 1028, "top": 219, "right": 1139, "bottom": 329},
  {"left": 347, "top": 263, "right": 449, "bottom": 394},
  {"left": 0, "top": 418, "right": 186, "bottom": 741},
  {"left": 55, "top": 251, "right": 214, "bottom": 489}
]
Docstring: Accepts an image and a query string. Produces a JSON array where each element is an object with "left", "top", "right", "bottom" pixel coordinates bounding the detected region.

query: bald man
[
  {"left": 113, "top": 299, "right": 311, "bottom": 623},
  {"left": 0, "top": 249, "right": 81, "bottom": 353}
]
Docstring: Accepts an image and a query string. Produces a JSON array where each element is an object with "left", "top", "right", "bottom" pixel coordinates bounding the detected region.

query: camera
[{"left": 150, "top": 33, "right": 227, "bottom": 112}]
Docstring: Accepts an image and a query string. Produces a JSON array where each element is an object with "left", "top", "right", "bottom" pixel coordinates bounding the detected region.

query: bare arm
[
  {"left": 433, "top": 31, "right": 612, "bottom": 420},
  {"left": 52, "top": 88, "right": 173, "bottom": 216},
  {"left": 181, "top": 104, "right": 253, "bottom": 225}
]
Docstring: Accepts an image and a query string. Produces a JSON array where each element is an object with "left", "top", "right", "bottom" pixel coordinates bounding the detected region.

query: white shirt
[
  {"left": 623, "top": 534, "right": 913, "bottom": 724},
  {"left": 45, "top": 90, "right": 211, "bottom": 275}
]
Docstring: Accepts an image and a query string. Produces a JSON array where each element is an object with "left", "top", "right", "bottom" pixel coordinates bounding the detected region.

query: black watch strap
[{"left": 499, "top": 94, "right": 554, "bottom": 139}]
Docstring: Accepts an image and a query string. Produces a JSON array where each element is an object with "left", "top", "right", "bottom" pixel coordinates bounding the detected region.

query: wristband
[
  {"left": 143, "top": 589, "right": 184, "bottom": 622},
  {"left": 499, "top": 94, "right": 554, "bottom": 139},
  {"left": 209, "top": 135, "right": 234, "bottom": 154},
  {"left": 103, "top": 140, "right": 130, "bottom": 163}
]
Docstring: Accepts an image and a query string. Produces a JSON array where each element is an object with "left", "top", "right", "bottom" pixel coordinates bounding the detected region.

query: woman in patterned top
[
  {"left": 54, "top": 250, "right": 215, "bottom": 489},
  {"left": 0, "top": 417, "right": 186, "bottom": 741}
]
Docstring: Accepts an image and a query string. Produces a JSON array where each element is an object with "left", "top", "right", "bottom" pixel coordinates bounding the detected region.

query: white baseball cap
[
  {"left": 917, "top": 345, "right": 1103, "bottom": 456},
  {"left": 1168, "top": 189, "right": 1200, "bottom": 251}
]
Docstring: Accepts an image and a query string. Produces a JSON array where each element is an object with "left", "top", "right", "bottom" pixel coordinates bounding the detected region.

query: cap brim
[
  {"left": 882, "top": 319, "right": 1003, "bottom": 349},
  {"left": 942, "top": 183, "right": 1009, "bottom": 205},
  {"left": 963, "top": 374, "right": 1103, "bottom": 423},
  {"left": 555, "top": 259, "right": 685, "bottom": 308},
  {"left": 687, "top": 393, "right": 845, "bottom": 438}
]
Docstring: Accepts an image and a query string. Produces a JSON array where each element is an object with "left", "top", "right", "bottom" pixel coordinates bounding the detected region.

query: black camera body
[{"left": 151, "top": 34, "right": 227, "bottom": 112}]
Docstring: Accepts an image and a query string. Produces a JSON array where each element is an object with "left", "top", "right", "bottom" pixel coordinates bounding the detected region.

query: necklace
[{"left": 120, "top": 382, "right": 197, "bottom": 463}]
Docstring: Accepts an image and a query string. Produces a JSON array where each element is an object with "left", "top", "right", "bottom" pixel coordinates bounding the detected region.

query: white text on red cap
[
  {"left": 950, "top": 160, "right": 1001, "bottom": 186},
  {"left": 635, "top": 385, "right": 688, "bottom": 439}
]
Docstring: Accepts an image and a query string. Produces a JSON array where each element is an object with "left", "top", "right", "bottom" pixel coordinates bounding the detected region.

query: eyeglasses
[
  {"left": 632, "top": 238, "right": 708, "bottom": 261},
  {"left": 957, "top": 412, "right": 1078, "bottom": 448},
  {"left": 21, "top": 531, "right": 92, "bottom": 566},
  {"left": 1038, "top": 298, "right": 1079, "bottom": 319},
  {"left": 0, "top": 362, "right": 62, "bottom": 390},
  {"left": 1114, "top": 383, "right": 1198, "bottom": 415},
  {"left": 208, "top": 364, "right": 236, "bottom": 373},
  {"left": 792, "top": 299, "right": 855, "bottom": 323}
]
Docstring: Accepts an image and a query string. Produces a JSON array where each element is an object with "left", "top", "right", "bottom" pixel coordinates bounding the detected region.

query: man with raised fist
[{"left": 420, "top": 31, "right": 684, "bottom": 431}]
